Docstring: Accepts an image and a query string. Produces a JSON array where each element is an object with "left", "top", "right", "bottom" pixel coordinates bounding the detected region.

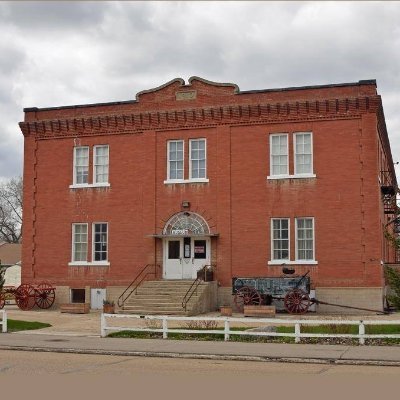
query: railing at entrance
[
  {"left": 117, "top": 264, "right": 161, "bottom": 308},
  {"left": 181, "top": 264, "right": 215, "bottom": 311}
]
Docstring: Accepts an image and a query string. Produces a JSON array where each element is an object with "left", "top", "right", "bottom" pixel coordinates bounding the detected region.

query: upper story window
[
  {"left": 190, "top": 138, "right": 206, "bottom": 179},
  {"left": 71, "top": 145, "right": 110, "bottom": 188},
  {"left": 94, "top": 145, "right": 109, "bottom": 184},
  {"left": 294, "top": 133, "right": 313, "bottom": 175},
  {"left": 270, "top": 134, "right": 288, "bottom": 176},
  {"left": 167, "top": 140, "right": 184, "bottom": 181},
  {"left": 73, "top": 147, "right": 89, "bottom": 185},
  {"left": 165, "top": 139, "right": 209, "bottom": 184},
  {"left": 268, "top": 132, "right": 315, "bottom": 179}
]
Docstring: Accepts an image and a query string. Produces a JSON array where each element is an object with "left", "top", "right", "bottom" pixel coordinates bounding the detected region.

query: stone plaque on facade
[{"left": 176, "top": 90, "right": 197, "bottom": 101}]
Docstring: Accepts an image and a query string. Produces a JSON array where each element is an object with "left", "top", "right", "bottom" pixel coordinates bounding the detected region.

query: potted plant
[{"left": 103, "top": 299, "right": 115, "bottom": 314}]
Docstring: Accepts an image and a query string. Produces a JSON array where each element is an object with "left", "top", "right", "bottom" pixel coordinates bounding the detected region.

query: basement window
[{"left": 71, "top": 288, "right": 86, "bottom": 303}]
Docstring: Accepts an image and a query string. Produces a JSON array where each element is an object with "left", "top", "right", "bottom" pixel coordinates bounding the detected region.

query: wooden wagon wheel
[
  {"left": 15, "top": 284, "right": 36, "bottom": 310},
  {"left": 284, "top": 289, "right": 311, "bottom": 314},
  {"left": 0, "top": 292, "right": 5, "bottom": 309},
  {"left": 234, "top": 286, "right": 262, "bottom": 311},
  {"left": 35, "top": 282, "right": 56, "bottom": 309}
]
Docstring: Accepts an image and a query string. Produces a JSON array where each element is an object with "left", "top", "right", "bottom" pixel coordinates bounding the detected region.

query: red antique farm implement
[{"left": 0, "top": 282, "right": 56, "bottom": 310}]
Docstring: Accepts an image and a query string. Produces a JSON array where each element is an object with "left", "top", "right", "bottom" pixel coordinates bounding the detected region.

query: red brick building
[{"left": 19, "top": 77, "right": 398, "bottom": 313}]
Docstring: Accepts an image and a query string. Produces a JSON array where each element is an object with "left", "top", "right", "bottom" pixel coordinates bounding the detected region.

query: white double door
[{"left": 163, "top": 237, "right": 210, "bottom": 279}]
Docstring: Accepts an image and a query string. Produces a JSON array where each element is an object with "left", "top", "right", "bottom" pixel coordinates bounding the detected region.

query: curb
[{"left": 1, "top": 345, "right": 400, "bottom": 367}]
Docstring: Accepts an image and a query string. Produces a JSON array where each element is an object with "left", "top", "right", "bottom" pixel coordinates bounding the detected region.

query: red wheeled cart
[{"left": 0, "top": 281, "right": 56, "bottom": 310}]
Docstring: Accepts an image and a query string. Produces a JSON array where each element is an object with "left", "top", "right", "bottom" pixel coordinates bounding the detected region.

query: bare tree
[{"left": 0, "top": 177, "right": 22, "bottom": 243}]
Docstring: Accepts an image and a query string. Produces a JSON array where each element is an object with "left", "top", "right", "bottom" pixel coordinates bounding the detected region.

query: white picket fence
[
  {"left": 100, "top": 314, "right": 400, "bottom": 345},
  {"left": 0, "top": 310, "right": 7, "bottom": 333}
]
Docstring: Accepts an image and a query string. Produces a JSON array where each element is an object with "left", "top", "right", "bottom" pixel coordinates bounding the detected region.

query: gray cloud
[
  {"left": 0, "top": 1, "right": 109, "bottom": 31},
  {"left": 1, "top": 1, "right": 400, "bottom": 180}
]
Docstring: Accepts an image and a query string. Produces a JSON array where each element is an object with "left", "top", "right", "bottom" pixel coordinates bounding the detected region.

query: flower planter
[
  {"left": 103, "top": 304, "right": 115, "bottom": 314},
  {"left": 220, "top": 306, "right": 232, "bottom": 316}
]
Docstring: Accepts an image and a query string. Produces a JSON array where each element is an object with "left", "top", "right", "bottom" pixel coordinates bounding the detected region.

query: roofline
[
  {"left": 23, "top": 79, "right": 377, "bottom": 113},
  {"left": 240, "top": 79, "right": 377, "bottom": 95}
]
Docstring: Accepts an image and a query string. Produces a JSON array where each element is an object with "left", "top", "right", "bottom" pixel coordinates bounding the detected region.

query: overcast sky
[{"left": 1, "top": 1, "right": 400, "bottom": 182}]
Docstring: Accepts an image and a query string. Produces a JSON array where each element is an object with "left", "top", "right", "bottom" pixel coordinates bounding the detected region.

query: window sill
[
  {"left": 69, "top": 183, "right": 110, "bottom": 189},
  {"left": 268, "top": 260, "right": 318, "bottom": 265},
  {"left": 164, "top": 178, "right": 209, "bottom": 185},
  {"left": 267, "top": 174, "right": 316, "bottom": 180},
  {"left": 68, "top": 261, "right": 110, "bottom": 267}
]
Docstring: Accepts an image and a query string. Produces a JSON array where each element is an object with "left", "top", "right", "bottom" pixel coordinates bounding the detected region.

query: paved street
[
  {"left": 0, "top": 349, "right": 399, "bottom": 400},
  {"left": 1, "top": 348, "right": 400, "bottom": 376}
]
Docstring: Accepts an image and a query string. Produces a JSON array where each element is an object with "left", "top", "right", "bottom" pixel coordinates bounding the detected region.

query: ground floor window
[
  {"left": 296, "top": 218, "right": 314, "bottom": 261},
  {"left": 72, "top": 223, "right": 88, "bottom": 262},
  {"left": 270, "top": 217, "right": 316, "bottom": 264},
  {"left": 93, "top": 223, "right": 108, "bottom": 262},
  {"left": 70, "top": 222, "right": 109, "bottom": 265},
  {"left": 271, "top": 218, "right": 290, "bottom": 261}
]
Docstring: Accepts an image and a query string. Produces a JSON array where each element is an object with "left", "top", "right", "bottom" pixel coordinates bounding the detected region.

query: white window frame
[
  {"left": 295, "top": 217, "right": 315, "bottom": 262},
  {"left": 270, "top": 218, "right": 290, "bottom": 262},
  {"left": 70, "top": 223, "right": 88, "bottom": 263},
  {"left": 166, "top": 140, "right": 185, "bottom": 183},
  {"left": 269, "top": 133, "right": 289, "bottom": 178},
  {"left": 72, "top": 146, "right": 89, "bottom": 186},
  {"left": 189, "top": 138, "right": 209, "bottom": 182},
  {"left": 267, "top": 132, "right": 316, "bottom": 180},
  {"left": 92, "top": 222, "right": 109, "bottom": 265},
  {"left": 70, "top": 145, "right": 111, "bottom": 189},
  {"left": 293, "top": 132, "right": 315, "bottom": 177},
  {"left": 93, "top": 145, "right": 110, "bottom": 185}
]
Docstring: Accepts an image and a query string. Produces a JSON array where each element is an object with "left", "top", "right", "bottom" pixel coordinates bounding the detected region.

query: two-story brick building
[{"left": 19, "top": 76, "right": 398, "bottom": 313}]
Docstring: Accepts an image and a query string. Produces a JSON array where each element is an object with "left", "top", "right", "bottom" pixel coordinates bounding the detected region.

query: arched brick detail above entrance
[{"left": 163, "top": 212, "right": 210, "bottom": 236}]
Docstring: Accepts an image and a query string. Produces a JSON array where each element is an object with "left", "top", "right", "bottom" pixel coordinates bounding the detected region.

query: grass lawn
[
  {"left": 4, "top": 319, "right": 51, "bottom": 333},
  {"left": 107, "top": 324, "right": 400, "bottom": 345}
]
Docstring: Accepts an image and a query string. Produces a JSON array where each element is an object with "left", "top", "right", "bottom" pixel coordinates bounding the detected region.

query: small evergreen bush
[
  {"left": 385, "top": 266, "right": 400, "bottom": 310},
  {"left": 0, "top": 266, "right": 5, "bottom": 291}
]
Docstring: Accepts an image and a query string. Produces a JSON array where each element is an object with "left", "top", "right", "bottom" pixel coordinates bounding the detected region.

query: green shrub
[
  {"left": 385, "top": 266, "right": 400, "bottom": 310},
  {"left": 0, "top": 266, "right": 5, "bottom": 291}
]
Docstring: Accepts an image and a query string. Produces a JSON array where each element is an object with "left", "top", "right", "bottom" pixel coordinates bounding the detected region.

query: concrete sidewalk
[
  {"left": 1, "top": 306, "right": 400, "bottom": 366},
  {"left": 0, "top": 332, "right": 400, "bottom": 366}
]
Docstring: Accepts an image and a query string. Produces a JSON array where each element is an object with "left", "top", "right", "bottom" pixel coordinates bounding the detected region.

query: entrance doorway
[{"left": 163, "top": 237, "right": 210, "bottom": 279}]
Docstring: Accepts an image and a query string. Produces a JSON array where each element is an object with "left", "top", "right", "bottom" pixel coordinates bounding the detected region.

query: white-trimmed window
[
  {"left": 296, "top": 218, "right": 314, "bottom": 261},
  {"left": 270, "top": 134, "right": 288, "bottom": 176},
  {"left": 271, "top": 218, "right": 290, "bottom": 261},
  {"left": 71, "top": 223, "right": 88, "bottom": 262},
  {"left": 73, "top": 147, "right": 89, "bottom": 185},
  {"left": 167, "top": 140, "right": 184, "bottom": 180},
  {"left": 94, "top": 145, "right": 109, "bottom": 184},
  {"left": 190, "top": 138, "right": 207, "bottom": 179},
  {"left": 93, "top": 223, "right": 108, "bottom": 262},
  {"left": 294, "top": 132, "right": 313, "bottom": 175}
]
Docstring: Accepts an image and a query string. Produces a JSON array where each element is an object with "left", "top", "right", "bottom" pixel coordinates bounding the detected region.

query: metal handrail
[
  {"left": 117, "top": 264, "right": 160, "bottom": 308},
  {"left": 181, "top": 264, "right": 215, "bottom": 311}
]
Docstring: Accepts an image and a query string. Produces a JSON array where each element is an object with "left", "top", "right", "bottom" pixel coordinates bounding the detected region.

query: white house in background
[{"left": 0, "top": 243, "right": 22, "bottom": 287}]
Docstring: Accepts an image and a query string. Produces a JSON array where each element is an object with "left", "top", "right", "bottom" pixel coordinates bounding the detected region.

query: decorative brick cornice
[{"left": 19, "top": 95, "right": 381, "bottom": 139}]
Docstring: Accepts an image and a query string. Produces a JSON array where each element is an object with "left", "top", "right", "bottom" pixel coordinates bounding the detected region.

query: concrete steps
[{"left": 120, "top": 279, "right": 208, "bottom": 316}]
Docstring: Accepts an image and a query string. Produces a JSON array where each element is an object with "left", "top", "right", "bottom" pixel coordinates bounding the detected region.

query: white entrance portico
[{"left": 161, "top": 212, "right": 213, "bottom": 279}]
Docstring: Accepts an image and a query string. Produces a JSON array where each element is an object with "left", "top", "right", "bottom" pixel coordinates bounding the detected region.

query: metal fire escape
[{"left": 381, "top": 170, "right": 400, "bottom": 262}]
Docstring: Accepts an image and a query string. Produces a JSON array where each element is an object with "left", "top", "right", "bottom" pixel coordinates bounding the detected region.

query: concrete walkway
[{"left": 1, "top": 306, "right": 400, "bottom": 366}]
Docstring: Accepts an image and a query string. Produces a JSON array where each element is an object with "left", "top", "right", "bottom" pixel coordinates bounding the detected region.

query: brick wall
[{"left": 20, "top": 78, "right": 396, "bottom": 312}]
